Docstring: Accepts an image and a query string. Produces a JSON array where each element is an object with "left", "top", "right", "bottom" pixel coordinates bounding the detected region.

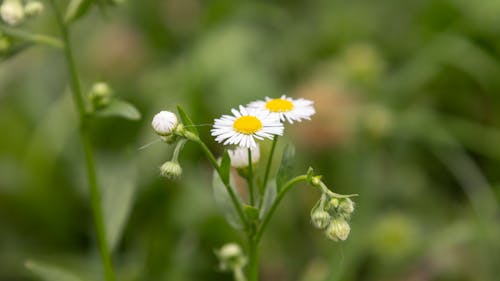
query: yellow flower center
[
  {"left": 265, "top": 98, "right": 294, "bottom": 112},
  {"left": 233, "top": 116, "right": 262, "bottom": 134}
]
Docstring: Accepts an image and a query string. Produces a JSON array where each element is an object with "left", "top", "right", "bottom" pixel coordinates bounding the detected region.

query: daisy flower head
[
  {"left": 211, "top": 105, "right": 284, "bottom": 148},
  {"left": 247, "top": 95, "right": 315, "bottom": 124}
]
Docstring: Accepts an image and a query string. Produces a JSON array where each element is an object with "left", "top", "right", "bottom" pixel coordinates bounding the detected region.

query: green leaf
[
  {"left": 220, "top": 150, "right": 231, "bottom": 184},
  {"left": 244, "top": 205, "right": 259, "bottom": 222},
  {"left": 25, "top": 260, "right": 87, "bottom": 281},
  {"left": 259, "top": 181, "right": 277, "bottom": 219},
  {"left": 101, "top": 160, "right": 137, "bottom": 252},
  {"left": 276, "top": 143, "right": 296, "bottom": 190},
  {"left": 94, "top": 99, "right": 141, "bottom": 120},
  {"left": 212, "top": 170, "right": 243, "bottom": 230},
  {"left": 176, "top": 105, "right": 199, "bottom": 135},
  {"left": 65, "top": 0, "right": 95, "bottom": 24}
]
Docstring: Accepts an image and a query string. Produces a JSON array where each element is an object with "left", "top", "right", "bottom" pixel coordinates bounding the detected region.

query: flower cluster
[
  {"left": 150, "top": 95, "right": 356, "bottom": 243},
  {"left": 310, "top": 193, "right": 355, "bottom": 241},
  {"left": 211, "top": 95, "right": 315, "bottom": 149}
]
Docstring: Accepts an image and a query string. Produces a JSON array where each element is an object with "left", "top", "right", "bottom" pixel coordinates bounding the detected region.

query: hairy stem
[{"left": 49, "top": 1, "right": 116, "bottom": 281}]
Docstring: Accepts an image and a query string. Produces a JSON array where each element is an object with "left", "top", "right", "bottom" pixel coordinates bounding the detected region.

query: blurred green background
[{"left": 1, "top": 0, "right": 500, "bottom": 280}]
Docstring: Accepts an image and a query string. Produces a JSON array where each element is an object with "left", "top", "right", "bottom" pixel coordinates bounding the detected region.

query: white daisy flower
[
  {"left": 211, "top": 106, "right": 283, "bottom": 148},
  {"left": 228, "top": 145, "right": 260, "bottom": 168},
  {"left": 247, "top": 95, "right": 315, "bottom": 124},
  {"left": 152, "top": 111, "right": 178, "bottom": 136}
]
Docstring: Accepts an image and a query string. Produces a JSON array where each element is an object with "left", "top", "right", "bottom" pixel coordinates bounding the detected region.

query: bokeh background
[{"left": 1, "top": 0, "right": 500, "bottom": 280}]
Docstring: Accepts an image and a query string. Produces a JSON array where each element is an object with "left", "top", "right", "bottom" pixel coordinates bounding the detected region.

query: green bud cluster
[{"left": 310, "top": 193, "right": 355, "bottom": 241}]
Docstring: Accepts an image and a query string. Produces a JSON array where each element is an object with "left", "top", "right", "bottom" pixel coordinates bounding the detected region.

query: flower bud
[
  {"left": 327, "top": 198, "right": 339, "bottom": 210},
  {"left": 160, "top": 161, "right": 182, "bottom": 180},
  {"left": 311, "top": 176, "right": 322, "bottom": 187},
  {"left": 228, "top": 145, "right": 260, "bottom": 168},
  {"left": 24, "top": 1, "right": 44, "bottom": 17},
  {"left": 338, "top": 198, "right": 355, "bottom": 214},
  {"left": 311, "top": 210, "right": 330, "bottom": 229},
  {"left": 89, "top": 82, "right": 113, "bottom": 109},
  {"left": 0, "top": 0, "right": 25, "bottom": 26},
  {"left": 215, "top": 243, "right": 247, "bottom": 271},
  {"left": 152, "top": 111, "right": 178, "bottom": 136},
  {"left": 325, "top": 217, "right": 351, "bottom": 241}
]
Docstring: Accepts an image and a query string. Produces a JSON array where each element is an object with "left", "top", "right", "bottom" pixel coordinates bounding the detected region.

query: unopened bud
[
  {"left": 152, "top": 111, "right": 178, "bottom": 136},
  {"left": 228, "top": 145, "right": 260, "bottom": 168},
  {"left": 338, "top": 198, "right": 355, "bottom": 214},
  {"left": 311, "top": 210, "right": 331, "bottom": 229},
  {"left": 215, "top": 243, "right": 247, "bottom": 271},
  {"left": 325, "top": 218, "right": 351, "bottom": 241},
  {"left": 311, "top": 176, "right": 322, "bottom": 187},
  {"left": 24, "top": 1, "right": 43, "bottom": 17},
  {"left": 160, "top": 161, "right": 182, "bottom": 180},
  {"left": 327, "top": 198, "right": 339, "bottom": 210},
  {"left": 1, "top": 0, "right": 25, "bottom": 26},
  {"left": 89, "top": 82, "right": 113, "bottom": 109}
]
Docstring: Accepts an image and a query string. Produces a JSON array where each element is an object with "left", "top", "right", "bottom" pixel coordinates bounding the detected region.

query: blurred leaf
[
  {"left": 212, "top": 170, "right": 243, "bottom": 230},
  {"left": 94, "top": 99, "right": 141, "bottom": 120},
  {"left": 176, "top": 105, "right": 199, "bottom": 135},
  {"left": 276, "top": 143, "right": 295, "bottom": 190},
  {"left": 259, "top": 181, "right": 277, "bottom": 219},
  {"left": 101, "top": 160, "right": 137, "bottom": 252},
  {"left": 65, "top": 0, "right": 95, "bottom": 24},
  {"left": 0, "top": 25, "right": 63, "bottom": 48},
  {"left": 220, "top": 150, "right": 230, "bottom": 184},
  {"left": 25, "top": 260, "right": 87, "bottom": 281},
  {"left": 0, "top": 43, "right": 32, "bottom": 63}
]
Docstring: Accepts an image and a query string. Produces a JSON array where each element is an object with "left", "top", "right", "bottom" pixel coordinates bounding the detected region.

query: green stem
[
  {"left": 255, "top": 175, "right": 308, "bottom": 243},
  {"left": 260, "top": 135, "right": 278, "bottom": 195},
  {"left": 49, "top": 1, "right": 116, "bottom": 281},
  {"left": 193, "top": 139, "right": 248, "bottom": 229},
  {"left": 247, "top": 236, "right": 259, "bottom": 281},
  {"left": 247, "top": 148, "right": 255, "bottom": 206}
]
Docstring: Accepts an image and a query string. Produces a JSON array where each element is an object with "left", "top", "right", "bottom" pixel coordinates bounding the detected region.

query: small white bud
[
  {"left": 24, "top": 1, "right": 43, "bottom": 17},
  {"left": 228, "top": 145, "right": 260, "bottom": 168},
  {"left": 1, "top": 0, "right": 25, "bottom": 26},
  {"left": 338, "top": 198, "right": 355, "bottom": 214},
  {"left": 152, "top": 111, "right": 178, "bottom": 136},
  {"left": 311, "top": 210, "right": 330, "bottom": 229},
  {"left": 325, "top": 218, "right": 351, "bottom": 241},
  {"left": 160, "top": 161, "right": 182, "bottom": 180},
  {"left": 215, "top": 243, "right": 247, "bottom": 271}
]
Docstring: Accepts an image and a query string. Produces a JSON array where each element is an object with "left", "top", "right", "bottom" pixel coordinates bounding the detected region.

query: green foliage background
[{"left": 1, "top": 0, "right": 500, "bottom": 280}]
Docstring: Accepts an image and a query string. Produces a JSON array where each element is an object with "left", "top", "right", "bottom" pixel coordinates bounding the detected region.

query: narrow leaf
[
  {"left": 212, "top": 170, "right": 243, "bottom": 230},
  {"left": 259, "top": 181, "right": 277, "bottom": 219},
  {"left": 65, "top": 0, "right": 95, "bottom": 23},
  {"left": 276, "top": 143, "right": 296, "bottom": 190},
  {"left": 101, "top": 160, "right": 137, "bottom": 252},
  {"left": 176, "top": 105, "right": 199, "bottom": 135},
  {"left": 25, "top": 260, "right": 86, "bottom": 281},
  {"left": 94, "top": 99, "right": 141, "bottom": 120},
  {"left": 220, "top": 150, "right": 231, "bottom": 184}
]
